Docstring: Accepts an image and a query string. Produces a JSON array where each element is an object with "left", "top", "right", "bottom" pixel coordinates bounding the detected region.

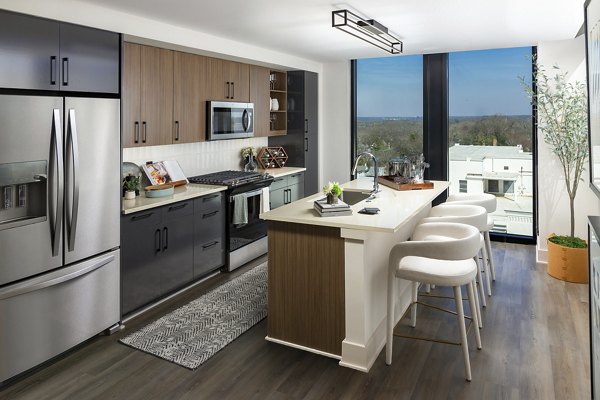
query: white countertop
[
  {"left": 122, "top": 184, "right": 227, "bottom": 215},
  {"left": 260, "top": 178, "right": 449, "bottom": 233},
  {"left": 259, "top": 166, "right": 306, "bottom": 178}
]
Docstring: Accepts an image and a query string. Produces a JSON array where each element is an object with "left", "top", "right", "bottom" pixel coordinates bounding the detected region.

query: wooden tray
[{"left": 377, "top": 176, "right": 434, "bottom": 191}]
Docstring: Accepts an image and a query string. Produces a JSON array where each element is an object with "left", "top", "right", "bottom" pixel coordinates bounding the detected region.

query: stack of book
[{"left": 313, "top": 198, "right": 352, "bottom": 217}]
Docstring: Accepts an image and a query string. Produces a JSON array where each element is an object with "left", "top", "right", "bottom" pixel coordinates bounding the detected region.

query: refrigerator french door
[{"left": 0, "top": 95, "right": 121, "bottom": 383}]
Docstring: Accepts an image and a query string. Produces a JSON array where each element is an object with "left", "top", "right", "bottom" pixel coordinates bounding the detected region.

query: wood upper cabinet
[
  {"left": 173, "top": 52, "right": 207, "bottom": 143},
  {"left": 250, "top": 65, "right": 270, "bottom": 137},
  {"left": 207, "top": 57, "right": 249, "bottom": 102},
  {"left": 123, "top": 43, "right": 173, "bottom": 147}
]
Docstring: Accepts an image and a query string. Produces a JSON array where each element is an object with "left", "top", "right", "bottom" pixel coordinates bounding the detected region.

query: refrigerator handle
[
  {"left": 67, "top": 109, "right": 80, "bottom": 252},
  {"left": 0, "top": 254, "right": 115, "bottom": 300},
  {"left": 51, "top": 109, "right": 64, "bottom": 257}
]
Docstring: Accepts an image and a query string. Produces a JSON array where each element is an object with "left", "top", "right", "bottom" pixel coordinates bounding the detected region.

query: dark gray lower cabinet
[
  {"left": 121, "top": 193, "right": 225, "bottom": 316},
  {"left": 194, "top": 193, "right": 225, "bottom": 277},
  {"left": 270, "top": 172, "right": 305, "bottom": 209}
]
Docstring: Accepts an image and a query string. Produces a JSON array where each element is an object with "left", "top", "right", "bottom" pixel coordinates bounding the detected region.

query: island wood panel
[
  {"left": 249, "top": 65, "right": 270, "bottom": 137},
  {"left": 122, "top": 42, "right": 141, "bottom": 148},
  {"left": 140, "top": 45, "right": 173, "bottom": 146},
  {"left": 267, "top": 221, "right": 345, "bottom": 356},
  {"left": 173, "top": 52, "right": 206, "bottom": 143}
]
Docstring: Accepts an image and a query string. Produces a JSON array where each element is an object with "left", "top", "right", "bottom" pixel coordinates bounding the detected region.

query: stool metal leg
[
  {"left": 471, "top": 277, "right": 483, "bottom": 329},
  {"left": 411, "top": 281, "right": 418, "bottom": 328},
  {"left": 467, "top": 281, "right": 482, "bottom": 349},
  {"left": 485, "top": 231, "right": 496, "bottom": 281},
  {"left": 475, "top": 254, "right": 487, "bottom": 308},
  {"left": 453, "top": 286, "right": 472, "bottom": 382},
  {"left": 481, "top": 240, "right": 492, "bottom": 297},
  {"left": 386, "top": 268, "right": 396, "bottom": 365}
]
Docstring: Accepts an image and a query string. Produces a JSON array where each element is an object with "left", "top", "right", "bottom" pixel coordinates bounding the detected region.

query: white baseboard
[{"left": 536, "top": 243, "right": 548, "bottom": 265}]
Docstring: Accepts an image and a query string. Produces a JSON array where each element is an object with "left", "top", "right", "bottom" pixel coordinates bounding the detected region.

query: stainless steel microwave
[{"left": 207, "top": 101, "right": 254, "bottom": 140}]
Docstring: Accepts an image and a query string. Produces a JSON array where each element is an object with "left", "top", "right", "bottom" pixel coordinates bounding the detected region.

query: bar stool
[
  {"left": 386, "top": 222, "right": 482, "bottom": 381},
  {"left": 446, "top": 193, "right": 498, "bottom": 286},
  {"left": 420, "top": 204, "right": 489, "bottom": 314}
]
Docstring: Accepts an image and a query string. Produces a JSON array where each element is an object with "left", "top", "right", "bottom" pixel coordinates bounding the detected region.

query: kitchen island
[{"left": 260, "top": 178, "right": 449, "bottom": 372}]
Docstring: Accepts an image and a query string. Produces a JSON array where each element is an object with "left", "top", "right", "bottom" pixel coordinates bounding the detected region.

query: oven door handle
[{"left": 229, "top": 188, "right": 263, "bottom": 202}]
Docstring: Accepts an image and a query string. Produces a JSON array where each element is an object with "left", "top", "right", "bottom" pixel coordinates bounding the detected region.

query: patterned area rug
[{"left": 119, "top": 262, "right": 267, "bottom": 369}]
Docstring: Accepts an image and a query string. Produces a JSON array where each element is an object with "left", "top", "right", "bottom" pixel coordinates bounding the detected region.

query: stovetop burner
[{"left": 188, "top": 170, "right": 268, "bottom": 187}]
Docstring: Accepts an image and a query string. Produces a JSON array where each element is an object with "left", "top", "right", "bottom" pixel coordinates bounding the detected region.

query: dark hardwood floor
[{"left": 0, "top": 243, "right": 590, "bottom": 399}]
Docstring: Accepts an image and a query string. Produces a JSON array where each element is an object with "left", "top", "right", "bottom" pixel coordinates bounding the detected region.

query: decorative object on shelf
[
  {"left": 269, "top": 73, "right": 276, "bottom": 90},
  {"left": 521, "top": 59, "right": 588, "bottom": 281},
  {"left": 271, "top": 98, "right": 279, "bottom": 111},
  {"left": 269, "top": 97, "right": 273, "bottom": 111},
  {"left": 331, "top": 9, "right": 403, "bottom": 54},
  {"left": 257, "top": 146, "right": 288, "bottom": 169},
  {"left": 122, "top": 174, "right": 140, "bottom": 199},
  {"left": 323, "top": 181, "right": 343, "bottom": 204},
  {"left": 244, "top": 154, "right": 258, "bottom": 172}
]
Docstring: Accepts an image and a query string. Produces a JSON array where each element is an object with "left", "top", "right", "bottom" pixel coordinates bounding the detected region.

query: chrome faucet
[{"left": 352, "top": 151, "right": 379, "bottom": 193}]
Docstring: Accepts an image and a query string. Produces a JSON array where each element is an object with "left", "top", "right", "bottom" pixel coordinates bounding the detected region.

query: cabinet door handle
[
  {"left": 226, "top": 81, "right": 230, "bottom": 99},
  {"left": 142, "top": 121, "right": 147, "bottom": 143},
  {"left": 134, "top": 121, "right": 140, "bottom": 144},
  {"left": 155, "top": 229, "right": 161, "bottom": 253},
  {"left": 168, "top": 203, "right": 187, "bottom": 212},
  {"left": 174, "top": 121, "right": 180, "bottom": 141},
  {"left": 231, "top": 82, "right": 235, "bottom": 98},
  {"left": 131, "top": 212, "right": 153, "bottom": 221},
  {"left": 304, "top": 137, "right": 308, "bottom": 152},
  {"left": 305, "top": 119, "right": 308, "bottom": 133},
  {"left": 62, "top": 57, "right": 69, "bottom": 86},
  {"left": 203, "top": 194, "right": 220, "bottom": 201},
  {"left": 202, "top": 210, "right": 218, "bottom": 219},
  {"left": 50, "top": 56, "right": 57, "bottom": 85},
  {"left": 202, "top": 241, "right": 219, "bottom": 250},
  {"left": 163, "top": 227, "right": 168, "bottom": 251},
  {"left": 284, "top": 189, "right": 289, "bottom": 204}
]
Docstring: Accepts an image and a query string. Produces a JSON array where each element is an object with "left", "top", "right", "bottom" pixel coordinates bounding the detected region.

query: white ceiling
[{"left": 80, "top": 0, "right": 584, "bottom": 62}]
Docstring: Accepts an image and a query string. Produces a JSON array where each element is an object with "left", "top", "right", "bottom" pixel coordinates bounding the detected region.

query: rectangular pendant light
[{"left": 332, "top": 9, "right": 403, "bottom": 54}]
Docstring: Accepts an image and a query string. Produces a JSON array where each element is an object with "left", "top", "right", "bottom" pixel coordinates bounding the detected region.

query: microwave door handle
[
  {"left": 242, "top": 109, "right": 249, "bottom": 132},
  {"left": 67, "top": 109, "right": 80, "bottom": 252}
]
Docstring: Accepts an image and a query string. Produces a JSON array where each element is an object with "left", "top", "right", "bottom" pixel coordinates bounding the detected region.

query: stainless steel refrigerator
[{"left": 0, "top": 95, "right": 121, "bottom": 383}]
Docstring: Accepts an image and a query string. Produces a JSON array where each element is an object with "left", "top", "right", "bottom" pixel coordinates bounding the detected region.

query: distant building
[{"left": 448, "top": 144, "right": 533, "bottom": 236}]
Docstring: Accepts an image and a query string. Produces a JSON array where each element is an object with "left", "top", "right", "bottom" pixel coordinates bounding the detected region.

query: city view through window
[{"left": 356, "top": 47, "right": 533, "bottom": 237}]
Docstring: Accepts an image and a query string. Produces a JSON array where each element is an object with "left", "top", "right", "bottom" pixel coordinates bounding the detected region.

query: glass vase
[{"left": 244, "top": 154, "right": 258, "bottom": 172}]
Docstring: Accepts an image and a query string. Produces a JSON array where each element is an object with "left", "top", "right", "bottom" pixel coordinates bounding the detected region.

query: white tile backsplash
[{"left": 122, "top": 137, "right": 268, "bottom": 176}]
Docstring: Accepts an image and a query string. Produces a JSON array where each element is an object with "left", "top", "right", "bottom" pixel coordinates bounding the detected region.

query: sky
[{"left": 356, "top": 47, "right": 533, "bottom": 118}]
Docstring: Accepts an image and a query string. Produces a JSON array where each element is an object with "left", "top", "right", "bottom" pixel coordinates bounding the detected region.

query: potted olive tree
[{"left": 522, "top": 62, "right": 588, "bottom": 282}]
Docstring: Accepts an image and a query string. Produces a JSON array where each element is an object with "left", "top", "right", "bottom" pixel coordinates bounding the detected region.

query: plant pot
[
  {"left": 547, "top": 234, "right": 588, "bottom": 283},
  {"left": 327, "top": 193, "right": 338, "bottom": 204},
  {"left": 124, "top": 190, "right": 136, "bottom": 200}
]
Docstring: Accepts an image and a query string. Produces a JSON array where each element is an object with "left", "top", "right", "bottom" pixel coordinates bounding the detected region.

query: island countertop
[{"left": 260, "top": 178, "right": 449, "bottom": 233}]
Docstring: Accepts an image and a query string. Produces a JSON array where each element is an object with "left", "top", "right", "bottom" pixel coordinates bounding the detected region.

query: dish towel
[
  {"left": 260, "top": 187, "right": 270, "bottom": 214},
  {"left": 232, "top": 193, "right": 248, "bottom": 226}
]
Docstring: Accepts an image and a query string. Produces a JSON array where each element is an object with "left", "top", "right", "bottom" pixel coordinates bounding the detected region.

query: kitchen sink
[{"left": 341, "top": 190, "right": 372, "bottom": 206}]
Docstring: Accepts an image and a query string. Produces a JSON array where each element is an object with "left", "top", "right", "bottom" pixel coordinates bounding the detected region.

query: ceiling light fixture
[{"left": 331, "top": 9, "right": 403, "bottom": 55}]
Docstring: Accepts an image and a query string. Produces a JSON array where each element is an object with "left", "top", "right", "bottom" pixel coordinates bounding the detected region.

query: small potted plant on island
[
  {"left": 323, "top": 181, "right": 343, "bottom": 204},
  {"left": 122, "top": 174, "right": 140, "bottom": 200},
  {"left": 522, "top": 61, "right": 588, "bottom": 283}
]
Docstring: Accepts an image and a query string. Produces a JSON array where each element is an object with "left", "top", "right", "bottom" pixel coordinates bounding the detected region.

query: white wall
[{"left": 536, "top": 36, "right": 600, "bottom": 263}]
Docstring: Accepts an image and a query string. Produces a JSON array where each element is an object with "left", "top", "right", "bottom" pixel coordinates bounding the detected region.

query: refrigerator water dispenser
[{"left": 0, "top": 161, "right": 47, "bottom": 230}]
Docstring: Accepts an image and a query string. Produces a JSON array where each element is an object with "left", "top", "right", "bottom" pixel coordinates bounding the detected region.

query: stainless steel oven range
[{"left": 188, "top": 170, "right": 273, "bottom": 271}]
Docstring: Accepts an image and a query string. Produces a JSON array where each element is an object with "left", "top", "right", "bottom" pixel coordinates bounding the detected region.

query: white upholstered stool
[
  {"left": 420, "top": 204, "right": 490, "bottom": 315},
  {"left": 386, "top": 222, "right": 482, "bottom": 381},
  {"left": 446, "top": 193, "right": 498, "bottom": 289}
]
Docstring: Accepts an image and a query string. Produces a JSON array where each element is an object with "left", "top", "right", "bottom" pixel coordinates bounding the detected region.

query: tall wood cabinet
[
  {"left": 173, "top": 52, "right": 207, "bottom": 143},
  {"left": 250, "top": 65, "right": 270, "bottom": 137},
  {"left": 207, "top": 57, "right": 249, "bottom": 102},
  {"left": 122, "top": 43, "right": 173, "bottom": 147}
]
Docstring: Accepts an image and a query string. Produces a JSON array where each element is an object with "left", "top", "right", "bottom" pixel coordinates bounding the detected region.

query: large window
[
  {"left": 355, "top": 56, "right": 423, "bottom": 175},
  {"left": 448, "top": 47, "right": 533, "bottom": 237}
]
